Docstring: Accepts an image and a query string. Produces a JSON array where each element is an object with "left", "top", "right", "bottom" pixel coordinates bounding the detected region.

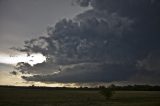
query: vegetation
[
  {"left": 0, "top": 85, "right": 160, "bottom": 106},
  {"left": 99, "top": 86, "right": 115, "bottom": 100}
]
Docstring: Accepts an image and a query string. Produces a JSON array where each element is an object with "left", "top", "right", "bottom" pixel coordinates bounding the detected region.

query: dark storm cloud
[
  {"left": 22, "top": 63, "right": 137, "bottom": 83},
  {"left": 15, "top": 0, "right": 160, "bottom": 84},
  {"left": 15, "top": 62, "right": 59, "bottom": 74},
  {"left": 14, "top": 11, "right": 133, "bottom": 64},
  {"left": 76, "top": 0, "right": 160, "bottom": 16},
  {"left": 10, "top": 71, "right": 18, "bottom": 75}
]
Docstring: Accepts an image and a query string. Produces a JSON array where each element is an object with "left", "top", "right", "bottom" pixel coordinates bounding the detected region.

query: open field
[{"left": 0, "top": 87, "right": 160, "bottom": 106}]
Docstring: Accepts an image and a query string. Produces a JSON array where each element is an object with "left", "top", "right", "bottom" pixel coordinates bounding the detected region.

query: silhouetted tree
[{"left": 99, "top": 86, "right": 114, "bottom": 100}]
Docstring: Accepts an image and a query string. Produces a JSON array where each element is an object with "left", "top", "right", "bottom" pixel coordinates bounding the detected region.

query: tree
[{"left": 99, "top": 86, "right": 114, "bottom": 100}]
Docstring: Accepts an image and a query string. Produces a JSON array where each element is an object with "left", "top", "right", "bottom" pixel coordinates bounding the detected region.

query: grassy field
[{"left": 0, "top": 87, "right": 160, "bottom": 106}]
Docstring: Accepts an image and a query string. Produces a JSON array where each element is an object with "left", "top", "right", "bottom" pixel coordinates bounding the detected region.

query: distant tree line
[
  {"left": 79, "top": 84, "right": 160, "bottom": 91},
  {"left": 0, "top": 84, "right": 160, "bottom": 91},
  {"left": 105, "top": 84, "right": 160, "bottom": 91}
]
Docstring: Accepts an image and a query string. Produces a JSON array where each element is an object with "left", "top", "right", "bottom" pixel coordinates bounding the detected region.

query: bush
[{"left": 99, "top": 87, "right": 114, "bottom": 100}]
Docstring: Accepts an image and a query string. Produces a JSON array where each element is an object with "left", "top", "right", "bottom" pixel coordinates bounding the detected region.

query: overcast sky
[
  {"left": 0, "top": 0, "right": 88, "bottom": 86},
  {"left": 0, "top": 0, "right": 160, "bottom": 87},
  {"left": 0, "top": 0, "right": 87, "bottom": 53}
]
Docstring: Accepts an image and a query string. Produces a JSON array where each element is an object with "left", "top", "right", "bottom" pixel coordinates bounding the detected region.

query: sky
[
  {"left": 0, "top": 0, "right": 88, "bottom": 87},
  {"left": 0, "top": 0, "right": 160, "bottom": 87}
]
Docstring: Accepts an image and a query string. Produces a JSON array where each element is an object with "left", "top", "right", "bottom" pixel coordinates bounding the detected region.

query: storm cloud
[{"left": 14, "top": 0, "right": 160, "bottom": 84}]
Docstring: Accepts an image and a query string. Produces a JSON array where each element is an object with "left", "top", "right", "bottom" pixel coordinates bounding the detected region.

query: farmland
[{"left": 0, "top": 86, "right": 160, "bottom": 106}]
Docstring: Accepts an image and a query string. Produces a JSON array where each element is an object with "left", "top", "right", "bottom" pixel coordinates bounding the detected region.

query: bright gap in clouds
[{"left": 0, "top": 53, "right": 46, "bottom": 66}]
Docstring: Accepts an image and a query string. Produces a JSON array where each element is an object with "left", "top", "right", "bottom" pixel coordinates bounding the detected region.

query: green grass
[{"left": 0, "top": 87, "right": 160, "bottom": 106}]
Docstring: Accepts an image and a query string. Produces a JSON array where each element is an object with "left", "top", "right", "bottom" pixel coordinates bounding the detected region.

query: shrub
[{"left": 99, "top": 87, "right": 114, "bottom": 100}]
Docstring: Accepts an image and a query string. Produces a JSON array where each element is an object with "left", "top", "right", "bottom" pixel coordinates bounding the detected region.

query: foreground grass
[{"left": 0, "top": 87, "right": 160, "bottom": 106}]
